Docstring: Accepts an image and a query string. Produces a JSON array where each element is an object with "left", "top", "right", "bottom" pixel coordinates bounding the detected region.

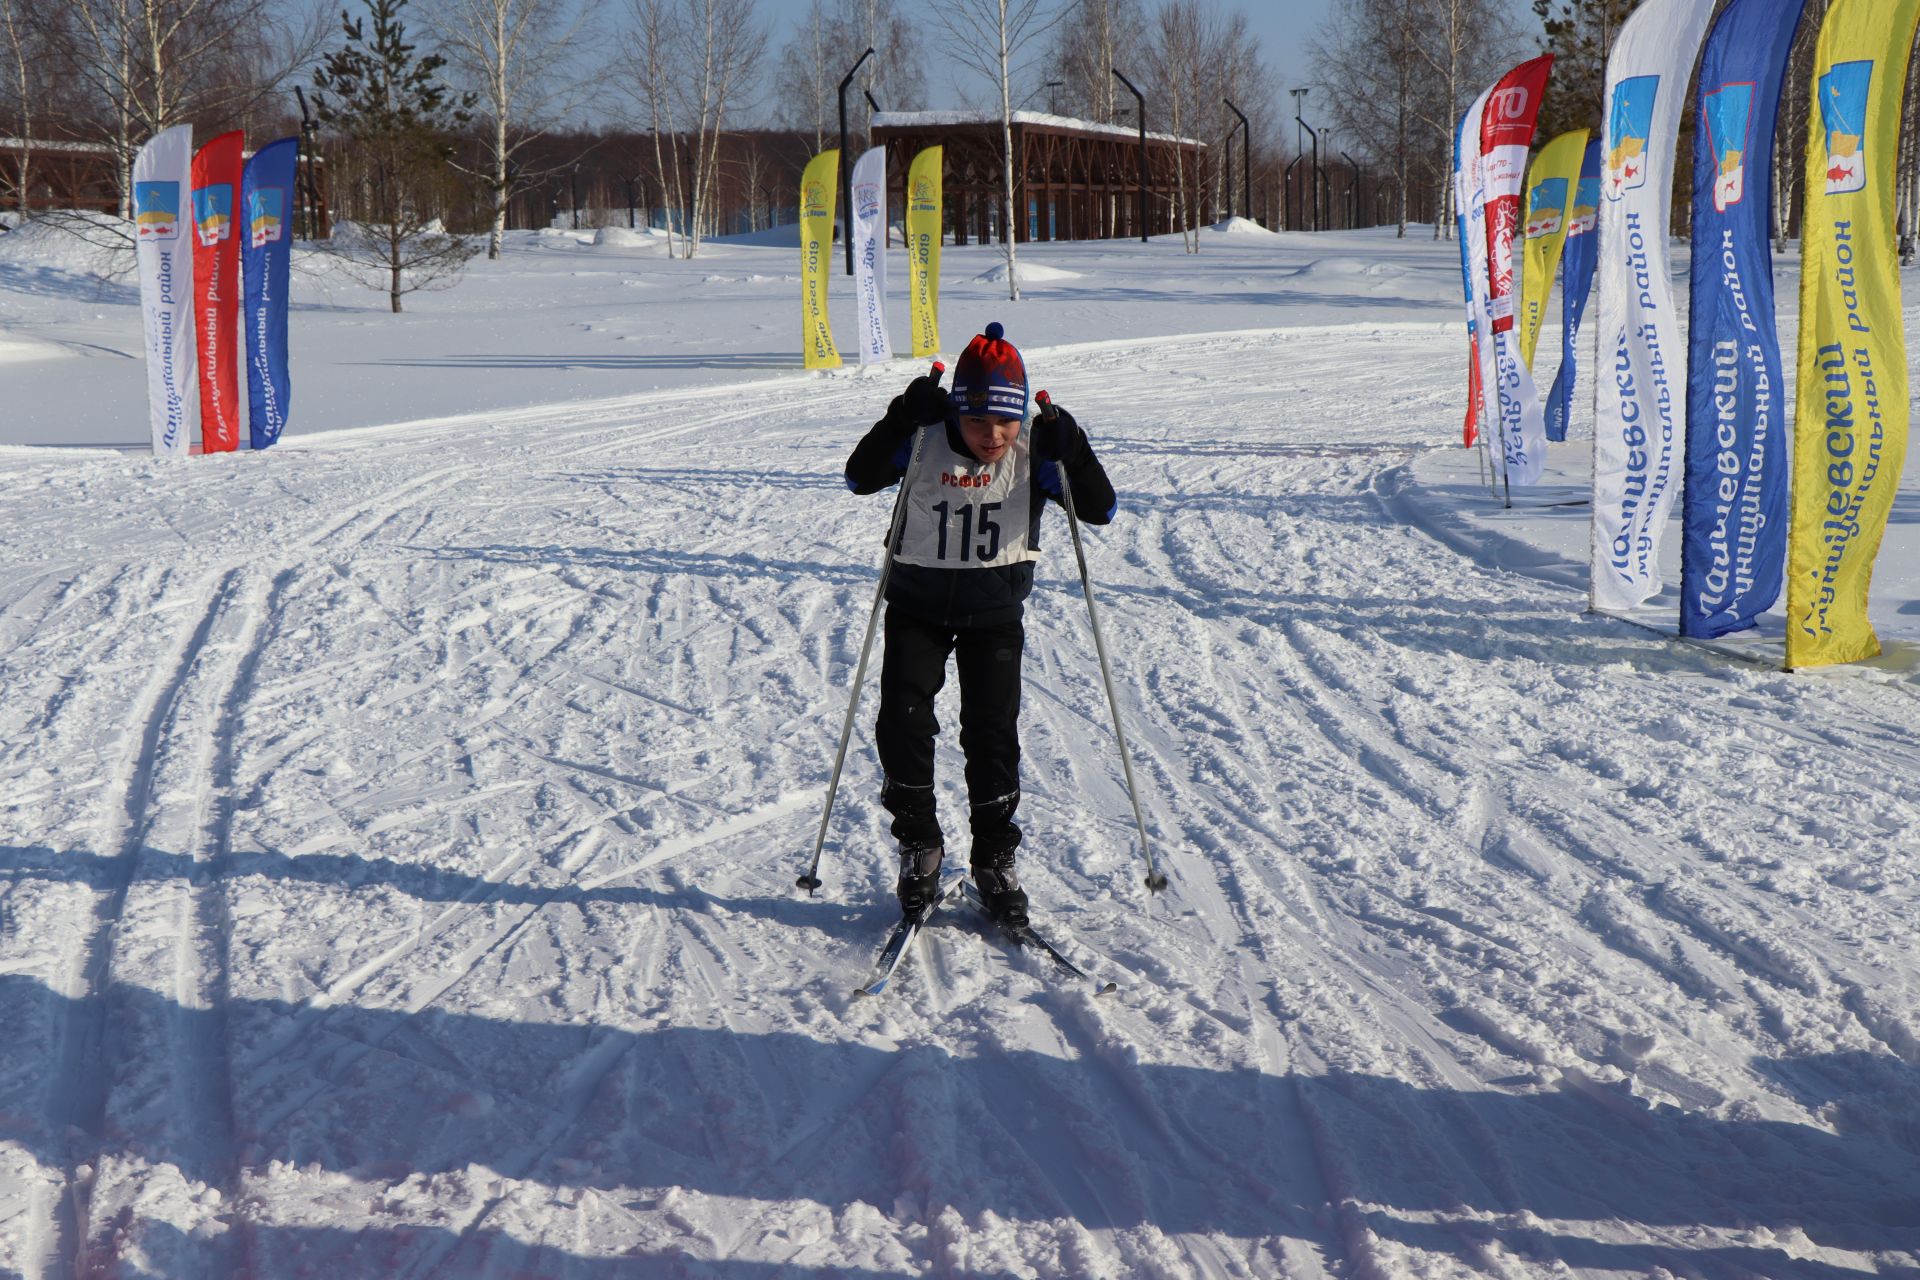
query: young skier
[{"left": 843, "top": 323, "right": 1117, "bottom": 928}]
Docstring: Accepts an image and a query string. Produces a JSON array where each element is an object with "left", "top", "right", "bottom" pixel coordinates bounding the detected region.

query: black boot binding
[{"left": 895, "top": 842, "right": 945, "bottom": 916}]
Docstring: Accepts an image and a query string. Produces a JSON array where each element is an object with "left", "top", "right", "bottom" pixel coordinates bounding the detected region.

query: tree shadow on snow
[{"left": 1, "top": 966, "right": 1917, "bottom": 1276}]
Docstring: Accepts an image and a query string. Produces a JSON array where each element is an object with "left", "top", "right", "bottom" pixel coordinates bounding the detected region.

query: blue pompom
[{"left": 984, "top": 321, "right": 1005, "bottom": 341}]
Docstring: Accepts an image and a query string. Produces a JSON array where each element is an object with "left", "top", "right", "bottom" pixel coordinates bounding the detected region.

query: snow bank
[
  {"left": 589, "top": 225, "right": 671, "bottom": 251},
  {"left": 972, "top": 260, "right": 1083, "bottom": 283},
  {"left": 1206, "top": 216, "right": 1275, "bottom": 235}
]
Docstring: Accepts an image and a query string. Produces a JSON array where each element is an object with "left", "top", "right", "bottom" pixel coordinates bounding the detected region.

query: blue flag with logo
[
  {"left": 241, "top": 137, "right": 297, "bottom": 449},
  {"left": 1544, "top": 140, "right": 1600, "bottom": 442},
  {"left": 1679, "top": 0, "right": 1805, "bottom": 637}
]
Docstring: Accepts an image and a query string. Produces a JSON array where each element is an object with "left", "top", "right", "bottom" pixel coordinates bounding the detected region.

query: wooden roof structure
[{"left": 869, "top": 110, "right": 1213, "bottom": 244}]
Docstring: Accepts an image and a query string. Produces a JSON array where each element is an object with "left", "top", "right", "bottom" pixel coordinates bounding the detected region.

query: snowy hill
[{"left": 0, "top": 220, "right": 1917, "bottom": 1277}]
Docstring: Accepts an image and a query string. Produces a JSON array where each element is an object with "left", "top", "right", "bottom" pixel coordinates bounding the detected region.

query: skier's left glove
[{"left": 1032, "top": 404, "right": 1082, "bottom": 462}]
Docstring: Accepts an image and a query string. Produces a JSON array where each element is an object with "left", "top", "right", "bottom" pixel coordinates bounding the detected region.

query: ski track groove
[{"left": 45, "top": 568, "right": 235, "bottom": 1278}]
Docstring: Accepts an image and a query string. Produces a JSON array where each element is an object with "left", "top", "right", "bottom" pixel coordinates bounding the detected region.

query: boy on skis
[{"left": 843, "top": 323, "right": 1116, "bottom": 928}]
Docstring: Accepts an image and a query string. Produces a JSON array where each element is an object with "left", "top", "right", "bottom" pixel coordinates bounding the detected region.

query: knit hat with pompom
[{"left": 950, "top": 322, "right": 1029, "bottom": 421}]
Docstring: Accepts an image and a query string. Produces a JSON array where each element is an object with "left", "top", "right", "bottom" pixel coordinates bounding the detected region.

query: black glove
[
  {"left": 1031, "top": 404, "right": 1079, "bottom": 462},
  {"left": 901, "top": 374, "right": 951, "bottom": 427}
]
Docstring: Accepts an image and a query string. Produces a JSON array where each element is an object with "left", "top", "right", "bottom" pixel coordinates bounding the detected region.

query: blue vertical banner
[
  {"left": 1680, "top": 0, "right": 1806, "bottom": 637},
  {"left": 1544, "top": 140, "right": 1600, "bottom": 442},
  {"left": 241, "top": 137, "right": 297, "bottom": 449}
]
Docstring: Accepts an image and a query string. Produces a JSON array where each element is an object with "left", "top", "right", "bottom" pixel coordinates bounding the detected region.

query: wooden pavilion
[{"left": 869, "top": 110, "right": 1212, "bottom": 245}]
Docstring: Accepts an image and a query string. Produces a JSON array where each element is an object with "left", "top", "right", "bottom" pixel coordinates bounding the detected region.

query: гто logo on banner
[
  {"left": 1605, "top": 76, "right": 1658, "bottom": 199},
  {"left": 248, "top": 188, "right": 286, "bottom": 248},
  {"left": 193, "top": 185, "right": 233, "bottom": 247},
  {"left": 1703, "top": 82, "right": 1754, "bottom": 211},
  {"left": 135, "top": 181, "right": 181, "bottom": 239},
  {"left": 1525, "top": 179, "right": 1567, "bottom": 238},
  {"left": 1822, "top": 61, "right": 1872, "bottom": 195},
  {"left": 856, "top": 181, "right": 881, "bottom": 222}
]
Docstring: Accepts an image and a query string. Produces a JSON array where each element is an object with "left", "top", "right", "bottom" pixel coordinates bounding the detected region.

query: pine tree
[
  {"left": 315, "top": 0, "right": 478, "bottom": 311},
  {"left": 1531, "top": 0, "right": 1640, "bottom": 142}
]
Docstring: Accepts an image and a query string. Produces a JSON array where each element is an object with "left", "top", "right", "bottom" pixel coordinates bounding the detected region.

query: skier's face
[{"left": 960, "top": 413, "right": 1020, "bottom": 464}]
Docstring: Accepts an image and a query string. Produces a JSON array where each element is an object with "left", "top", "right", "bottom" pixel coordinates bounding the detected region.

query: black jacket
[{"left": 845, "top": 392, "right": 1116, "bottom": 630}]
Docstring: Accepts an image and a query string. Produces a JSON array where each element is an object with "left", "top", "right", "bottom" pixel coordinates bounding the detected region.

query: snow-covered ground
[{"left": 1, "top": 218, "right": 1918, "bottom": 1278}]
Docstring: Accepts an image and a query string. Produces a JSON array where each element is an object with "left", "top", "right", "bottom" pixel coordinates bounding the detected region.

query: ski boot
[
  {"left": 970, "top": 856, "right": 1029, "bottom": 933},
  {"left": 896, "top": 842, "right": 946, "bottom": 917}
]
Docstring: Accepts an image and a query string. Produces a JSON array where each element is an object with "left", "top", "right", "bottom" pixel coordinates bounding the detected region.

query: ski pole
[
  {"left": 798, "top": 361, "right": 945, "bottom": 895},
  {"left": 1037, "top": 391, "right": 1168, "bottom": 894}
]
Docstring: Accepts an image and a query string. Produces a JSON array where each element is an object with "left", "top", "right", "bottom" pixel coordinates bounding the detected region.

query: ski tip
[{"left": 1095, "top": 980, "right": 1118, "bottom": 996}]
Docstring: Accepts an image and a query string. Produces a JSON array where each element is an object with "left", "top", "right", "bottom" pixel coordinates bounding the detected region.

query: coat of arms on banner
[
  {"left": 135, "top": 181, "right": 181, "bottom": 239},
  {"left": 1605, "top": 76, "right": 1658, "bottom": 199},
  {"left": 1525, "top": 178, "right": 1567, "bottom": 238},
  {"left": 1704, "top": 83, "right": 1755, "bottom": 211},
  {"left": 247, "top": 188, "right": 286, "bottom": 248},
  {"left": 1821, "top": 60, "right": 1872, "bottom": 195},
  {"left": 193, "top": 185, "right": 234, "bottom": 246},
  {"left": 1569, "top": 176, "right": 1599, "bottom": 235}
]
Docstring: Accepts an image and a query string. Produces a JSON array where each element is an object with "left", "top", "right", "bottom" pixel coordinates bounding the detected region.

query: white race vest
[{"left": 893, "top": 426, "right": 1040, "bottom": 569}]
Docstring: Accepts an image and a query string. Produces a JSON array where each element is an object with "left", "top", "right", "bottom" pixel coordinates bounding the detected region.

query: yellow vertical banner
[
  {"left": 1518, "top": 129, "right": 1587, "bottom": 369},
  {"left": 800, "top": 149, "right": 841, "bottom": 370},
  {"left": 1786, "top": 0, "right": 1920, "bottom": 667},
  {"left": 905, "top": 146, "right": 943, "bottom": 357}
]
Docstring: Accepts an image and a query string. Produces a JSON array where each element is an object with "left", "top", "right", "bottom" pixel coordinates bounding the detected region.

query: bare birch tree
[
  {"left": 0, "top": 0, "right": 48, "bottom": 212},
  {"left": 430, "top": 0, "right": 600, "bottom": 259},
  {"left": 623, "top": 0, "right": 764, "bottom": 258},
  {"left": 774, "top": 0, "right": 923, "bottom": 153},
  {"left": 1053, "top": 0, "right": 1144, "bottom": 124},
  {"left": 929, "top": 0, "right": 1068, "bottom": 301},
  {"left": 42, "top": 0, "right": 327, "bottom": 212}
]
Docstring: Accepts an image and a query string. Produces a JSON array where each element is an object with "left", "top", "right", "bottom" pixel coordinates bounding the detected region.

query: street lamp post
[
  {"left": 1224, "top": 99, "right": 1251, "bottom": 224},
  {"left": 1112, "top": 68, "right": 1148, "bottom": 243},
  {"left": 1295, "top": 111, "right": 1320, "bottom": 230},
  {"left": 570, "top": 164, "right": 581, "bottom": 230},
  {"left": 1341, "top": 152, "right": 1359, "bottom": 229},
  {"left": 840, "top": 46, "right": 876, "bottom": 275}
]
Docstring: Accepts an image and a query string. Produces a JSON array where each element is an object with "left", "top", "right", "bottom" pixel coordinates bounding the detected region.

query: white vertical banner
[
  {"left": 1460, "top": 89, "right": 1500, "bottom": 459},
  {"left": 134, "top": 124, "right": 198, "bottom": 456},
  {"left": 851, "top": 145, "right": 892, "bottom": 366},
  {"left": 1590, "top": 0, "right": 1718, "bottom": 609},
  {"left": 1481, "top": 56, "right": 1555, "bottom": 487}
]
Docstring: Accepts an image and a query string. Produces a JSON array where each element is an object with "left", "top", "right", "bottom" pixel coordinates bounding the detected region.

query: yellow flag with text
[
  {"left": 800, "top": 149, "right": 841, "bottom": 370},
  {"left": 1518, "top": 129, "right": 1586, "bottom": 369},
  {"left": 1786, "top": 0, "right": 1920, "bottom": 667},
  {"left": 905, "top": 146, "right": 943, "bottom": 357}
]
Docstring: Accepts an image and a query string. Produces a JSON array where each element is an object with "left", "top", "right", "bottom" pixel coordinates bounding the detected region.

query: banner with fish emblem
[
  {"left": 1546, "top": 140, "right": 1601, "bottom": 442},
  {"left": 134, "top": 124, "right": 197, "bottom": 456},
  {"left": 1589, "top": 0, "right": 1719, "bottom": 612},
  {"left": 191, "top": 130, "right": 245, "bottom": 453},
  {"left": 1519, "top": 129, "right": 1587, "bottom": 371},
  {"left": 241, "top": 137, "right": 297, "bottom": 450},
  {"left": 1679, "top": 0, "right": 1805, "bottom": 638},
  {"left": 1785, "top": 0, "right": 1920, "bottom": 666}
]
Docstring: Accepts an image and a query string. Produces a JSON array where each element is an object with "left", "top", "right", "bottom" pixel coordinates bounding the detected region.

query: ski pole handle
[{"left": 1036, "top": 389, "right": 1057, "bottom": 421}]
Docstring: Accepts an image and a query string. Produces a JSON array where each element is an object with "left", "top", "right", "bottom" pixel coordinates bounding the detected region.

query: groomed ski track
[{"left": 0, "top": 324, "right": 1915, "bottom": 1278}]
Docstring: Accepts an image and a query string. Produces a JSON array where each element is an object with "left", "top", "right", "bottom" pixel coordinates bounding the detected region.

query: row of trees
[{"left": 1, "top": 0, "right": 1288, "bottom": 304}]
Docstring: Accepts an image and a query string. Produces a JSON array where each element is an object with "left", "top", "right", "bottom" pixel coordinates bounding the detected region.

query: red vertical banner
[
  {"left": 1480, "top": 57, "right": 1554, "bottom": 337},
  {"left": 191, "top": 131, "right": 245, "bottom": 453}
]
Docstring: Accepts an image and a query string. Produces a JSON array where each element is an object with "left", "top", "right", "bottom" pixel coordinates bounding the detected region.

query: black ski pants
[{"left": 875, "top": 607, "right": 1023, "bottom": 868}]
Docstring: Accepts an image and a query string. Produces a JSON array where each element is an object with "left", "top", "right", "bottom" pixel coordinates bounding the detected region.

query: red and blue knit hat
[{"left": 951, "top": 322, "right": 1029, "bottom": 421}]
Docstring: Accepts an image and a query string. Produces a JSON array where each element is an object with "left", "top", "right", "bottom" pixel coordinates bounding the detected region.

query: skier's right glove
[{"left": 899, "top": 374, "right": 952, "bottom": 428}]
